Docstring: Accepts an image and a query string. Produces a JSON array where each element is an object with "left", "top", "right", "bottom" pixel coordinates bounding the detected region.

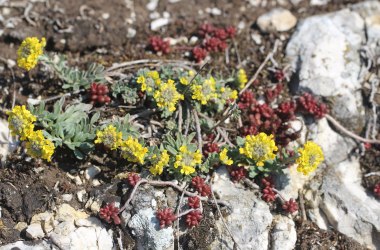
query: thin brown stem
[{"left": 193, "top": 109, "right": 203, "bottom": 154}]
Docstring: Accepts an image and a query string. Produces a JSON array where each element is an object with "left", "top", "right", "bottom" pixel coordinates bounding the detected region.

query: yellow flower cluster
[
  {"left": 179, "top": 70, "right": 195, "bottom": 85},
  {"left": 174, "top": 145, "right": 202, "bottom": 175},
  {"left": 219, "top": 148, "right": 233, "bottom": 166},
  {"left": 120, "top": 137, "right": 148, "bottom": 164},
  {"left": 153, "top": 79, "right": 184, "bottom": 112},
  {"left": 136, "top": 70, "right": 161, "bottom": 93},
  {"left": 8, "top": 105, "right": 55, "bottom": 161},
  {"left": 17, "top": 37, "right": 46, "bottom": 71},
  {"left": 191, "top": 77, "right": 218, "bottom": 105},
  {"left": 219, "top": 86, "right": 238, "bottom": 103},
  {"left": 239, "top": 133, "right": 278, "bottom": 167},
  {"left": 296, "top": 141, "right": 324, "bottom": 175},
  {"left": 25, "top": 130, "right": 55, "bottom": 162},
  {"left": 7, "top": 105, "right": 36, "bottom": 140},
  {"left": 237, "top": 69, "right": 248, "bottom": 89},
  {"left": 94, "top": 125, "right": 122, "bottom": 150},
  {"left": 150, "top": 150, "right": 170, "bottom": 175}
]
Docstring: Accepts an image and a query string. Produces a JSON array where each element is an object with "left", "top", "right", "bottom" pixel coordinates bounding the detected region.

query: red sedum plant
[
  {"left": 282, "top": 198, "right": 299, "bottom": 214},
  {"left": 90, "top": 83, "right": 111, "bottom": 105},
  {"left": 99, "top": 203, "right": 121, "bottom": 225},
  {"left": 185, "top": 210, "right": 203, "bottom": 228},
  {"left": 374, "top": 183, "right": 380, "bottom": 198},
  {"left": 156, "top": 208, "right": 177, "bottom": 228}
]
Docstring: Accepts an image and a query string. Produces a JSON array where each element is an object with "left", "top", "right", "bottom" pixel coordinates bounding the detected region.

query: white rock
[
  {"left": 84, "top": 165, "right": 101, "bottom": 180},
  {"left": 211, "top": 167, "right": 273, "bottom": 249},
  {"left": 257, "top": 8, "right": 297, "bottom": 32},
  {"left": 76, "top": 189, "right": 87, "bottom": 203},
  {"left": 14, "top": 222, "right": 28, "bottom": 232},
  {"left": 205, "top": 7, "right": 222, "bottom": 15},
  {"left": 0, "top": 119, "right": 16, "bottom": 164},
  {"left": 271, "top": 215, "right": 297, "bottom": 250},
  {"left": 146, "top": 0, "right": 159, "bottom": 11},
  {"left": 150, "top": 18, "right": 170, "bottom": 31},
  {"left": 247, "top": 0, "right": 262, "bottom": 7},
  {"left": 0, "top": 240, "right": 51, "bottom": 250},
  {"left": 101, "top": 13, "right": 110, "bottom": 19},
  {"left": 74, "top": 217, "right": 102, "bottom": 227},
  {"left": 31, "top": 211, "right": 55, "bottom": 233},
  {"left": 189, "top": 36, "right": 198, "bottom": 45},
  {"left": 61, "top": 194, "right": 73, "bottom": 202},
  {"left": 310, "top": 0, "right": 330, "bottom": 6},
  {"left": 26, "top": 223, "right": 45, "bottom": 239},
  {"left": 162, "top": 11, "right": 170, "bottom": 19},
  {"left": 286, "top": 8, "right": 365, "bottom": 132},
  {"left": 317, "top": 158, "right": 380, "bottom": 249},
  {"left": 308, "top": 118, "right": 355, "bottom": 165},
  {"left": 55, "top": 204, "right": 89, "bottom": 223},
  {"left": 251, "top": 33, "right": 262, "bottom": 45},
  {"left": 92, "top": 179, "right": 101, "bottom": 187},
  {"left": 149, "top": 11, "right": 160, "bottom": 19},
  {"left": 53, "top": 221, "right": 76, "bottom": 236},
  {"left": 128, "top": 208, "right": 174, "bottom": 250},
  {"left": 127, "top": 27, "right": 136, "bottom": 38}
]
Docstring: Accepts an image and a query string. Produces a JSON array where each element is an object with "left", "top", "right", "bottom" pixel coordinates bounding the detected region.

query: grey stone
[
  {"left": 316, "top": 158, "right": 380, "bottom": 249},
  {"left": 211, "top": 167, "right": 273, "bottom": 249},
  {"left": 84, "top": 165, "right": 101, "bottom": 180},
  {"left": 0, "top": 240, "right": 51, "bottom": 250},
  {"left": 128, "top": 208, "right": 174, "bottom": 250},
  {"left": 25, "top": 223, "right": 45, "bottom": 239},
  {"left": 286, "top": 8, "right": 366, "bottom": 132},
  {"left": 271, "top": 215, "right": 297, "bottom": 250},
  {"left": 257, "top": 8, "right": 297, "bottom": 32}
]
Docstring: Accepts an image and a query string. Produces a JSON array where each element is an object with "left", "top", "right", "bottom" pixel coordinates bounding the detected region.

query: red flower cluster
[
  {"left": 374, "top": 183, "right": 380, "bottom": 198},
  {"left": 99, "top": 203, "right": 121, "bottom": 225},
  {"left": 90, "top": 83, "right": 111, "bottom": 105},
  {"left": 229, "top": 167, "right": 247, "bottom": 182},
  {"left": 262, "top": 186, "right": 276, "bottom": 202},
  {"left": 188, "top": 196, "right": 200, "bottom": 209},
  {"left": 297, "top": 93, "right": 328, "bottom": 119},
  {"left": 156, "top": 208, "right": 177, "bottom": 228},
  {"left": 274, "top": 69, "right": 286, "bottom": 83},
  {"left": 203, "top": 142, "right": 220, "bottom": 157},
  {"left": 127, "top": 173, "right": 141, "bottom": 187},
  {"left": 186, "top": 210, "right": 203, "bottom": 228},
  {"left": 261, "top": 176, "right": 276, "bottom": 203},
  {"left": 282, "top": 198, "right": 298, "bottom": 214},
  {"left": 238, "top": 90, "right": 256, "bottom": 109},
  {"left": 192, "top": 23, "right": 236, "bottom": 62},
  {"left": 192, "top": 47, "right": 208, "bottom": 63},
  {"left": 191, "top": 176, "right": 211, "bottom": 197},
  {"left": 265, "top": 84, "right": 283, "bottom": 103},
  {"left": 148, "top": 36, "right": 170, "bottom": 54}
]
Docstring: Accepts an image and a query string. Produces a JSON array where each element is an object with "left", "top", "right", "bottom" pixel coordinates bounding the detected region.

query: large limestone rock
[{"left": 211, "top": 167, "right": 273, "bottom": 249}]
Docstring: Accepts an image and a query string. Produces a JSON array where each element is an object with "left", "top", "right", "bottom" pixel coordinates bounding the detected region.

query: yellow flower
[
  {"left": 179, "top": 77, "right": 189, "bottom": 85},
  {"left": 296, "top": 141, "right": 324, "bottom": 175},
  {"left": 7, "top": 105, "right": 37, "bottom": 141},
  {"left": 218, "top": 87, "right": 238, "bottom": 103},
  {"left": 153, "top": 79, "right": 184, "bottom": 112},
  {"left": 94, "top": 125, "right": 122, "bottom": 150},
  {"left": 219, "top": 148, "right": 233, "bottom": 166},
  {"left": 25, "top": 130, "right": 55, "bottom": 162},
  {"left": 120, "top": 137, "right": 148, "bottom": 164},
  {"left": 239, "top": 133, "right": 278, "bottom": 167},
  {"left": 150, "top": 150, "right": 170, "bottom": 175},
  {"left": 191, "top": 77, "right": 217, "bottom": 105},
  {"left": 136, "top": 75, "right": 147, "bottom": 92},
  {"left": 17, "top": 37, "right": 46, "bottom": 71},
  {"left": 174, "top": 145, "right": 202, "bottom": 175},
  {"left": 237, "top": 69, "right": 248, "bottom": 89}
]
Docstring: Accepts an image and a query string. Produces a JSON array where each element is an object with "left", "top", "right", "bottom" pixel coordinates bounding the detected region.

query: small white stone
[
  {"left": 74, "top": 176, "right": 83, "bottom": 185},
  {"left": 149, "top": 11, "right": 160, "bottom": 19},
  {"left": 26, "top": 223, "right": 45, "bottom": 239},
  {"left": 62, "top": 194, "right": 73, "bottom": 202},
  {"left": 102, "top": 13, "right": 110, "bottom": 19},
  {"left": 6, "top": 59, "right": 15, "bottom": 68},
  {"left": 251, "top": 33, "right": 262, "bottom": 45},
  {"left": 189, "top": 36, "right": 198, "bottom": 45},
  {"left": 150, "top": 18, "right": 170, "bottom": 31},
  {"left": 162, "top": 11, "right": 170, "bottom": 18},
  {"left": 84, "top": 166, "right": 101, "bottom": 180},
  {"left": 238, "top": 21, "right": 245, "bottom": 31},
  {"left": 76, "top": 189, "right": 87, "bottom": 203},
  {"left": 92, "top": 179, "right": 101, "bottom": 187},
  {"left": 127, "top": 27, "right": 136, "bottom": 38},
  {"left": 146, "top": 0, "right": 159, "bottom": 11},
  {"left": 13, "top": 222, "right": 28, "bottom": 232},
  {"left": 310, "top": 0, "right": 330, "bottom": 6},
  {"left": 257, "top": 8, "right": 297, "bottom": 32},
  {"left": 205, "top": 7, "right": 222, "bottom": 15}
]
